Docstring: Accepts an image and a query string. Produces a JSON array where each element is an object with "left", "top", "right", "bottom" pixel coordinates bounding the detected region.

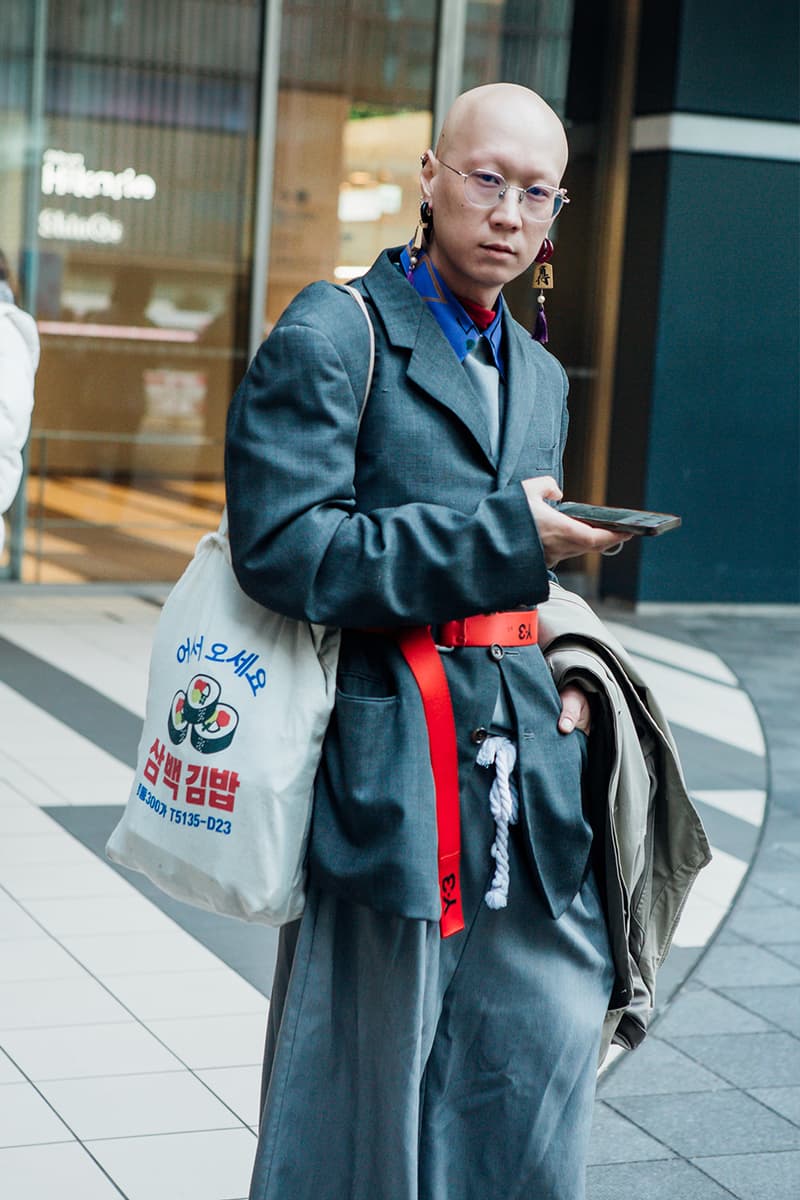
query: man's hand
[
  {"left": 558, "top": 683, "right": 591, "bottom": 735},
  {"left": 522, "top": 476, "right": 632, "bottom": 567}
]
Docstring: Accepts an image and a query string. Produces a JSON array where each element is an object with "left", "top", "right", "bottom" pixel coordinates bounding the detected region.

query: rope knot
[{"left": 476, "top": 735, "right": 518, "bottom": 909}]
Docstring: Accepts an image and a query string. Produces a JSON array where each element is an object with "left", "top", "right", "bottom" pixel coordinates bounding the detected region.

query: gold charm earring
[{"left": 531, "top": 238, "right": 554, "bottom": 343}]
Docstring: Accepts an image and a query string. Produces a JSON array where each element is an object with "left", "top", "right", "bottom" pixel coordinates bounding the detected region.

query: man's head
[{"left": 419, "top": 83, "right": 568, "bottom": 307}]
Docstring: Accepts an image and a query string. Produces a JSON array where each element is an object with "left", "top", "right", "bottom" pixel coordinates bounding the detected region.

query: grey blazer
[{"left": 225, "top": 248, "right": 590, "bottom": 921}]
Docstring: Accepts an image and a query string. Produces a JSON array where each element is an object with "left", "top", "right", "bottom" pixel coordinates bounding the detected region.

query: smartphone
[{"left": 556, "top": 502, "right": 681, "bottom": 536}]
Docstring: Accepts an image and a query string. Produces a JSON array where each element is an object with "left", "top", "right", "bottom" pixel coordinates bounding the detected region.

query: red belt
[
  {"left": 392, "top": 610, "right": 538, "bottom": 938},
  {"left": 438, "top": 610, "right": 538, "bottom": 649}
]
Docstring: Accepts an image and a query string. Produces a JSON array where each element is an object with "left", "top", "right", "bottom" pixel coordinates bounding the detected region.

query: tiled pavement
[
  {"left": 0, "top": 589, "right": 796, "bottom": 1199},
  {"left": 588, "top": 608, "right": 800, "bottom": 1200}
]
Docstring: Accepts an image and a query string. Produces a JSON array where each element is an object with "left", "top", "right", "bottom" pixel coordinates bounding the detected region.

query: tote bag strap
[{"left": 339, "top": 283, "right": 375, "bottom": 428}]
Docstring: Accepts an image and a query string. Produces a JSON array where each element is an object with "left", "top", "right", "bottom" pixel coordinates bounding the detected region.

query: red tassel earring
[{"left": 531, "top": 237, "right": 554, "bottom": 344}]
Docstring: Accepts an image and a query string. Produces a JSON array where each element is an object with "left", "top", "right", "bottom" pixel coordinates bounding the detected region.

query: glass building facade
[
  {"left": 2, "top": 1, "right": 798, "bottom": 602},
  {"left": 1, "top": 0, "right": 590, "bottom": 586}
]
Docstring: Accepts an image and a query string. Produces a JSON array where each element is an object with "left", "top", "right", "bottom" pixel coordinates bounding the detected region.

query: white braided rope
[{"left": 476, "top": 735, "right": 519, "bottom": 909}]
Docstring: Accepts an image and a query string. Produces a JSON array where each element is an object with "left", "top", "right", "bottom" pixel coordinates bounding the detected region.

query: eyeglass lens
[{"left": 465, "top": 170, "right": 563, "bottom": 219}]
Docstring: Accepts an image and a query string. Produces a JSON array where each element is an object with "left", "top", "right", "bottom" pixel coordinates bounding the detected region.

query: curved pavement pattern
[
  {"left": 600, "top": 617, "right": 767, "bottom": 1013},
  {"left": 589, "top": 608, "right": 799, "bottom": 1200},
  {"left": 0, "top": 593, "right": 786, "bottom": 1200}
]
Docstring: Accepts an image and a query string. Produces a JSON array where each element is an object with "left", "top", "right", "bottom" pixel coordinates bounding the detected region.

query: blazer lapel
[
  {"left": 406, "top": 320, "right": 496, "bottom": 465},
  {"left": 363, "top": 252, "right": 496, "bottom": 469},
  {"left": 496, "top": 314, "right": 542, "bottom": 487}
]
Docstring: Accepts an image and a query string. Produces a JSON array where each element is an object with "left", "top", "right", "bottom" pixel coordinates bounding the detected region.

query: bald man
[{"left": 227, "top": 83, "right": 628, "bottom": 1200}]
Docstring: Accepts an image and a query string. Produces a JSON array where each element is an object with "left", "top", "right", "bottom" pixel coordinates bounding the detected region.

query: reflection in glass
[
  {"left": 8, "top": 0, "right": 262, "bottom": 583},
  {"left": 267, "top": 1, "right": 438, "bottom": 325}
]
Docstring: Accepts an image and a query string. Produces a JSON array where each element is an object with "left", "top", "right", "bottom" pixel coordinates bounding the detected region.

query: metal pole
[
  {"left": 433, "top": 0, "right": 467, "bottom": 143},
  {"left": 582, "top": 0, "right": 641, "bottom": 583},
  {"left": 248, "top": 0, "right": 283, "bottom": 361},
  {"left": 21, "top": 0, "right": 48, "bottom": 315}
]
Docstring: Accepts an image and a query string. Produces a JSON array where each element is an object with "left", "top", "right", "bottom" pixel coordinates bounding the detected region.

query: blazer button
[
  {"left": 470, "top": 727, "right": 490, "bottom": 745},
  {"left": 489, "top": 643, "right": 505, "bottom": 661}
]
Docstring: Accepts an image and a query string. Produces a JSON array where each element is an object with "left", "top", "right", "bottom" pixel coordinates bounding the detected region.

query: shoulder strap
[{"left": 339, "top": 284, "right": 375, "bottom": 429}]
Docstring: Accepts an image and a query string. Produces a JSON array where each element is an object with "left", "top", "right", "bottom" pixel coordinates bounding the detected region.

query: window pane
[
  {"left": 462, "top": 0, "right": 575, "bottom": 331},
  {"left": 266, "top": 0, "right": 439, "bottom": 326},
  {"left": 463, "top": 0, "right": 574, "bottom": 104},
  {"left": 11, "top": 0, "right": 262, "bottom": 583}
]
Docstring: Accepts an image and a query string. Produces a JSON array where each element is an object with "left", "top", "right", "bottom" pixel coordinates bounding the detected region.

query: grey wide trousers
[{"left": 249, "top": 736, "right": 614, "bottom": 1200}]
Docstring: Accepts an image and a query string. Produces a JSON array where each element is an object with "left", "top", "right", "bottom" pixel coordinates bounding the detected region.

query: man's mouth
[{"left": 482, "top": 243, "right": 515, "bottom": 255}]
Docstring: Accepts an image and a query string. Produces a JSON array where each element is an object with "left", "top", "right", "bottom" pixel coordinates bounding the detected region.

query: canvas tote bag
[{"left": 106, "top": 286, "right": 375, "bottom": 924}]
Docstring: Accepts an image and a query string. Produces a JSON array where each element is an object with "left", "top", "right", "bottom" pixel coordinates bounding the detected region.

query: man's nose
[{"left": 491, "top": 188, "right": 523, "bottom": 226}]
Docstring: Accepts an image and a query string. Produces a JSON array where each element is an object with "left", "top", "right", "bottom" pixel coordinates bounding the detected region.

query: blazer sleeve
[{"left": 225, "top": 308, "right": 551, "bottom": 628}]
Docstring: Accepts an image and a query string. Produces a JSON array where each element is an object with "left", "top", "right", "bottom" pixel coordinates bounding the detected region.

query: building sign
[
  {"left": 41, "top": 149, "right": 157, "bottom": 201},
  {"left": 38, "top": 148, "right": 157, "bottom": 245},
  {"left": 38, "top": 209, "right": 123, "bottom": 244}
]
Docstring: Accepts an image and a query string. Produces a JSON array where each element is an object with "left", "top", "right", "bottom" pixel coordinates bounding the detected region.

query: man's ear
[{"left": 419, "top": 149, "right": 435, "bottom": 202}]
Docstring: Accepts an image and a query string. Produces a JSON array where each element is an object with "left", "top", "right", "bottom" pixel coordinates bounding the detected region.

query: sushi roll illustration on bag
[
  {"left": 183, "top": 674, "right": 222, "bottom": 725},
  {"left": 167, "top": 675, "right": 239, "bottom": 753},
  {"left": 168, "top": 690, "right": 189, "bottom": 744},
  {"left": 191, "top": 702, "right": 239, "bottom": 754}
]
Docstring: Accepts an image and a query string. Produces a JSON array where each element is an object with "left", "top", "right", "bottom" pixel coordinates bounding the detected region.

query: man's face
[{"left": 421, "top": 106, "right": 566, "bottom": 308}]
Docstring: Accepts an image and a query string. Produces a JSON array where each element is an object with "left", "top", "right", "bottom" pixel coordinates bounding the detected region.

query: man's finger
[{"left": 557, "top": 684, "right": 591, "bottom": 735}]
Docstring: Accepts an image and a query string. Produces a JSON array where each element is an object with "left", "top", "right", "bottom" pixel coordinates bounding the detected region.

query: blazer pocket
[
  {"left": 331, "top": 692, "right": 404, "bottom": 833},
  {"left": 516, "top": 439, "right": 559, "bottom": 476},
  {"left": 535, "top": 431, "right": 559, "bottom": 471},
  {"left": 312, "top": 689, "right": 440, "bottom": 919},
  {"left": 336, "top": 671, "right": 397, "bottom": 701},
  {"left": 532, "top": 400, "right": 561, "bottom": 467}
]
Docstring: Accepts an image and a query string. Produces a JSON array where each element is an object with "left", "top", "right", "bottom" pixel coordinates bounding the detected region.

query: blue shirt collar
[{"left": 399, "top": 244, "right": 505, "bottom": 377}]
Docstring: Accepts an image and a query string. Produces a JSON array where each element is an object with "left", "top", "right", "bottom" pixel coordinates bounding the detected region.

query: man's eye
[
  {"left": 473, "top": 172, "right": 503, "bottom": 188},
  {"left": 526, "top": 186, "right": 550, "bottom": 201}
]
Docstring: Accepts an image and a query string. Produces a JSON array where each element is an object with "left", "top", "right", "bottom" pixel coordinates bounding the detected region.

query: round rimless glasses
[{"left": 438, "top": 160, "right": 569, "bottom": 222}]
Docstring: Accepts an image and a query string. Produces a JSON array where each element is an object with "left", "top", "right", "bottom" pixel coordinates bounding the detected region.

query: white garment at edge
[{"left": 0, "top": 292, "right": 39, "bottom": 553}]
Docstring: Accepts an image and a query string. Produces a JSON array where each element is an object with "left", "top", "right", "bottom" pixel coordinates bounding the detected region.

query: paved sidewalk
[
  {"left": 0, "top": 591, "right": 796, "bottom": 1199},
  {"left": 588, "top": 609, "right": 800, "bottom": 1200}
]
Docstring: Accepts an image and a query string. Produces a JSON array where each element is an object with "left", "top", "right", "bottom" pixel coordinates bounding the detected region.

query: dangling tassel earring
[
  {"left": 531, "top": 237, "right": 554, "bottom": 344},
  {"left": 407, "top": 199, "right": 433, "bottom": 281}
]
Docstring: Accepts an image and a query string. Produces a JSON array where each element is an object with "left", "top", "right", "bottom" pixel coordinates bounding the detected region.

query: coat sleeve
[
  {"left": 225, "top": 311, "right": 552, "bottom": 628},
  {"left": 0, "top": 315, "right": 36, "bottom": 515}
]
